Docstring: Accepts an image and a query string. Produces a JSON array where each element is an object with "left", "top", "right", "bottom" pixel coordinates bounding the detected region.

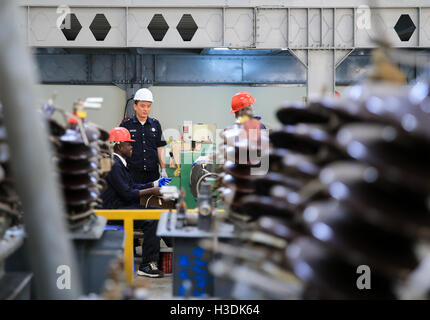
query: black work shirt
[
  {"left": 101, "top": 155, "right": 153, "bottom": 209},
  {"left": 120, "top": 116, "right": 167, "bottom": 173}
]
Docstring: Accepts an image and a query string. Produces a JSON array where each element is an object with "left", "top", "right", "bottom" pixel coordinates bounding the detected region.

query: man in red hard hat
[
  {"left": 230, "top": 92, "right": 266, "bottom": 129},
  {"left": 101, "top": 127, "right": 171, "bottom": 278}
]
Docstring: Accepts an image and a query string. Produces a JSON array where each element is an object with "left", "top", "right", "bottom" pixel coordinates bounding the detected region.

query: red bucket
[{"left": 158, "top": 250, "right": 172, "bottom": 274}]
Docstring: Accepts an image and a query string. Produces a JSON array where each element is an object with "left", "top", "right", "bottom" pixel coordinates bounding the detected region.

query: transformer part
[
  {"left": 197, "top": 182, "right": 212, "bottom": 231},
  {"left": 213, "top": 57, "right": 430, "bottom": 299},
  {"left": 189, "top": 161, "right": 217, "bottom": 198},
  {"left": 43, "top": 103, "right": 111, "bottom": 230},
  {"left": 0, "top": 105, "right": 22, "bottom": 240}
]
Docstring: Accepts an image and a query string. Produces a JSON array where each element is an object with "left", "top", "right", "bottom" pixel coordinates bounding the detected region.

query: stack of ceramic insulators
[
  {"left": 213, "top": 78, "right": 430, "bottom": 299},
  {"left": 46, "top": 112, "right": 110, "bottom": 230},
  {"left": 0, "top": 104, "right": 22, "bottom": 239},
  {"left": 218, "top": 117, "right": 268, "bottom": 219},
  {"left": 212, "top": 116, "right": 308, "bottom": 299},
  {"left": 282, "top": 81, "right": 430, "bottom": 299}
]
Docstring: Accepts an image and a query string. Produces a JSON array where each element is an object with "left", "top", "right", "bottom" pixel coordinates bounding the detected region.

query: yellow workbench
[{"left": 94, "top": 209, "right": 207, "bottom": 283}]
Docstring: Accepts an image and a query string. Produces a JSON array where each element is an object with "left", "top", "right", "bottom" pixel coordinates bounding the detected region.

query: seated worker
[{"left": 101, "top": 127, "right": 171, "bottom": 278}]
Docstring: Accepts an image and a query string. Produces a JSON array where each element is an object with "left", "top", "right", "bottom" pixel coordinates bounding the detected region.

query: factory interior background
[{"left": 3, "top": 0, "right": 430, "bottom": 308}]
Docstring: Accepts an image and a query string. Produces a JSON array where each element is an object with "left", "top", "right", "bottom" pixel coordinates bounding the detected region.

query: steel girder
[
  {"left": 15, "top": 4, "right": 430, "bottom": 49},
  {"left": 34, "top": 50, "right": 307, "bottom": 86},
  {"left": 20, "top": 1, "right": 430, "bottom": 96}
]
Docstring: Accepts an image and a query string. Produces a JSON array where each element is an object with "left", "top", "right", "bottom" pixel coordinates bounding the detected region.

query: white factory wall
[
  {"left": 150, "top": 86, "right": 306, "bottom": 132},
  {"left": 36, "top": 84, "right": 307, "bottom": 132}
]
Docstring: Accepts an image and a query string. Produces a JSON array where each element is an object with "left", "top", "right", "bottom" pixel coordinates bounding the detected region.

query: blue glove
[
  {"left": 193, "top": 160, "right": 204, "bottom": 166},
  {"left": 154, "top": 177, "right": 172, "bottom": 187}
]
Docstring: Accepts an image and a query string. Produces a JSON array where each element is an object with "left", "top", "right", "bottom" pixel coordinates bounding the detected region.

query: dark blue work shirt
[
  {"left": 254, "top": 116, "right": 266, "bottom": 130},
  {"left": 101, "top": 155, "right": 153, "bottom": 209},
  {"left": 120, "top": 116, "right": 167, "bottom": 173}
]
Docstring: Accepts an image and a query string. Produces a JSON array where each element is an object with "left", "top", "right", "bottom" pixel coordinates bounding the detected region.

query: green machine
[{"left": 164, "top": 143, "right": 216, "bottom": 209}]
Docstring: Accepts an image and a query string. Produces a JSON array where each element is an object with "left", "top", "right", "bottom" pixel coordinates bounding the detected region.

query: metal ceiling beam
[
  {"left": 34, "top": 51, "right": 306, "bottom": 85},
  {"left": 15, "top": 1, "right": 430, "bottom": 8},
  {"left": 22, "top": 2, "right": 430, "bottom": 97},
  {"left": 16, "top": 5, "right": 430, "bottom": 49}
]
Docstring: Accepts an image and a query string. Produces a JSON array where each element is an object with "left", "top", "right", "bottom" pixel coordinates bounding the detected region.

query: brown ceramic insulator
[
  {"left": 222, "top": 173, "right": 255, "bottom": 193},
  {"left": 99, "top": 143, "right": 110, "bottom": 153},
  {"left": 238, "top": 194, "right": 295, "bottom": 221},
  {"left": 231, "top": 189, "right": 255, "bottom": 205},
  {"left": 270, "top": 124, "right": 342, "bottom": 151},
  {"left": 319, "top": 161, "right": 430, "bottom": 240},
  {"left": 257, "top": 216, "right": 301, "bottom": 242},
  {"left": 302, "top": 200, "right": 418, "bottom": 280},
  {"left": 59, "top": 126, "right": 100, "bottom": 145},
  {"left": 58, "top": 158, "right": 99, "bottom": 175},
  {"left": 270, "top": 129, "right": 344, "bottom": 162},
  {"left": 268, "top": 148, "right": 289, "bottom": 172},
  {"left": 98, "top": 127, "right": 110, "bottom": 141},
  {"left": 0, "top": 143, "right": 9, "bottom": 163},
  {"left": 59, "top": 128, "right": 87, "bottom": 144},
  {"left": 56, "top": 143, "right": 99, "bottom": 160},
  {"left": 0, "top": 125, "right": 7, "bottom": 141},
  {"left": 63, "top": 188, "right": 98, "bottom": 206},
  {"left": 67, "top": 209, "right": 94, "bottom": 222},
  {"left": 253, "top": 172, "right": 304, "bottom": 196},
  {"left": 276, "top": 102, "right": 332, "bottom": 125},
  {"left": 337, "top": 123, "right": 430, "bottom": 193},
  {"left": 48, "top": 118, "right": 66, "bottom": 137},
  {"left": 223, "top": 160, "right": 260, "bottom": 179},
  {"left": 0, "top": 182, "right": 20, "bottom": 204},
  {"left": 224, "top": 144, "right": 265, "bottom": 166},
  {"left": 286, "top": 236, "right": 396, "bottom": 300},
  {"left": 66, "top": 202, "right": 96, "bottom": 214},
  {"left": 83, "top": 126, "right": 101, "bottom": 142},
  {"left": 97, "top": 179, "right": 107, "bottom": 190},
  {"left": 324, "top": 82, "right": 430, "bottom": 141},
  {"left": 221, "top": 186, "right": 254, "bottom": 209},
  {"left": 68, "top": 214, "right": 94, "bottom": 229},
  {"left": 61, "top": 173, "right": 98, "bottom": 190},
  {"left": 278, "top": 150, "right": 321, "bottom": 181}
]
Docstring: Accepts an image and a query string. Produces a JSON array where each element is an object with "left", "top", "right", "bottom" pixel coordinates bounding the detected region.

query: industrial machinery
[
  {"left": 165, "top": 123, "right": 219, "bottom": 208},
  {"left": 0, "top": 103, "right": 30, "bottom": 300},
  {"left": 43, "top": 98, "right": 110, "bottom": 232},
  {"left": 204, "top": 51, "right": 430, "bottom": 299},
  {"left": 157, "top": 183, "right": 234, "bottom": 297}
]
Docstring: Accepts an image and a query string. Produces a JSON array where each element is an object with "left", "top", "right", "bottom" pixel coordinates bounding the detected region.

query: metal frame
[
  {"left": 34, "top": 49, "right": 306, "bottom": 86},
  {"left": 94, "top": 208, "right": 225, "bottom": 284},
  {"left": 15, "top": 4, "right": 430, "bottom": 49},
  {"left": 19, "top": 1, "right": 430, "bottom": 96}
]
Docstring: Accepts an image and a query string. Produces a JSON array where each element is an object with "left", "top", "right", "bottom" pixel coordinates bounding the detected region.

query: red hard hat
[
  {"left": 108, "top": 127, "right": 135, "bottom": 142},
  {"left": 230, "top": 92, "right": 256, "bottom": 113}
]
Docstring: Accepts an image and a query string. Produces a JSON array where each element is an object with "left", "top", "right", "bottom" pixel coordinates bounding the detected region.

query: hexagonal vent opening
[
  {"left": 60, "top": 13, "right": 82, "bottom": 41},
  {"left": 394, "top": 14, "right": 416, "bottom": 42},
  {"left": 148, "top": 14, "right": 169, "bottom": 41},
  {"left": 177, "top": 14, "right": 198, "bottom": 41},
  {"left": 90, "top": 14, "right": 111, "bottom": 41}
]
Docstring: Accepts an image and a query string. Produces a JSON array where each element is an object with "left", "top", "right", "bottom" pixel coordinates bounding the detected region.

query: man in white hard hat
[{"left": 120, "top": 88, "right": 168, "bottom": 184}]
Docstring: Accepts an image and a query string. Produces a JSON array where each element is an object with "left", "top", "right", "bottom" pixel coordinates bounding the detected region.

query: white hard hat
[{"left": 134, "top": 88, "right": 153, "bottom": 102}]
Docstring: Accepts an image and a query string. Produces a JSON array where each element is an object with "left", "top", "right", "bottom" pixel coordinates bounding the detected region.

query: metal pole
[{"left": 0, "top": 0, "right": 82, "bottom": 299}]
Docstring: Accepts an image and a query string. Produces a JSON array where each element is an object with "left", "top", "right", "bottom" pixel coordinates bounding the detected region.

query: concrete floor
[
  {"left": 134, "top": 251, "right": 174, "bottom": 300},
  {"left": 139, "top": 274, "right": 174, "bottom": 300}
]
